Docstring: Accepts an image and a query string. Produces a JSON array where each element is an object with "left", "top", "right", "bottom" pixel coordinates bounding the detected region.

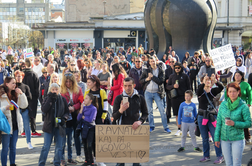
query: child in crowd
[
  {"left": 77, "top": 93, "right": 98, "bottom": 166},
  {"left": 177, "top": 90, "right": 202, "bottom": 152},
  {"left": 183, "top": 61, "right": 190, "bottom": 76}
]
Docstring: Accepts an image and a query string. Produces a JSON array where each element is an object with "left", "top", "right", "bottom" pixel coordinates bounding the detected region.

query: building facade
[{"left": 0, "top": 0, "right": 50, "bottom": 27}]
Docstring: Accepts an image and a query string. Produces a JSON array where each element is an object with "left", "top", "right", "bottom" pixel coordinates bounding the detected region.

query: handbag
[
  {"left": 204, "top": 90, "right": 217, "bottom": 113},
  {"left": 108, "top": 90, "right": 113, "bottom": 105},
  {"left": 170, "top": 89, "right": 178, "bottom": 99}
]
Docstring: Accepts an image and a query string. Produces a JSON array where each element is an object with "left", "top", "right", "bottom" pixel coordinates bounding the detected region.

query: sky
[{"left": 1, "top": 0, "right": 62, "bottom": 3}]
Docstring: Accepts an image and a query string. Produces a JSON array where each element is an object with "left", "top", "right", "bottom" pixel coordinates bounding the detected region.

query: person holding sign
[{"left": 113, "top": 77, "right": 148, "bottom": 166}]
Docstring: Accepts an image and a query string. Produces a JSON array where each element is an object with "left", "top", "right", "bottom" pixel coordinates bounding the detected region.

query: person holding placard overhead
[{"left": 113, "top": 77, "right": 148, "bottom": 166}]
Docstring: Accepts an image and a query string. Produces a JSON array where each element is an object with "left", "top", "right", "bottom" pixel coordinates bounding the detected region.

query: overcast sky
[{"left": 1, "top": 0, "right": 62, "bottom": 3}]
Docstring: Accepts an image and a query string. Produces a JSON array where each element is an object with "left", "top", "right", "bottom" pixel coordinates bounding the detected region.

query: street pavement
[{"left": 0, "top": 95, "right": 252, "bottom": 166}]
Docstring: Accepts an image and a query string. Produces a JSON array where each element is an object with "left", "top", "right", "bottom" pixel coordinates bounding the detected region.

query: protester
[
  {"left": 84, "top": 75, "right": 108, "bottom": 166},
  {"left": 22, "top": 58, "right": 41, "bottom": 137},
  {"left": 113, "top": 77, "right": 148, "bottom": 166},
  {"left": 38, "top": 83, "right": 69, "bottom": 166},
  {"left": 188, "top": 59, "right": 199, "bottom": 93},
  {"left": 74, "top": 71, "right": 86, "bottom": 94},
  {"left": 60, "top": 72, "right": 84, "bottom": 164},
  {"left": 45, "top": 54, "right": 59, "bottom": 73},
  {"left": 77, "top": 93, "right": 98, "bottom": 166},
  {"left": 77, "top": 59, "right": 87, "bottom": 83},
  {"left": 119, "top": 55, "right": 131, "bottom": 74},
  {"left": 177, "top": 90, "right": 202, "bottom": 152},
  {"left": 182, "top": 52, "right": 190, "bottom": 63},
  {"left": 107, "top": 63, "right": 127, "bottom": 106},
  {"left": 215, "top": 82, "right": 251, "bottom": 166},
  {"left": 197, "top": 74, "right": 224, "bottom": 164},
  {"left": 198, "top": 56, "right": 216, "bottom": 79},
  {"left": 166, "top": 62, "right": 191, "bottom": 136},
  {"left": 140, "top": 56, "right": 170, "bottom": 133},
  {"left": 98, "top": 61, "right": 111, "bottom": 90},
  {"left": 14, "top": 70, "right": 33, "bottom": 149},
  {"left": 33, "top": 56, "right": 44, "bottom": 77},
  {"left": 88, "top": 60, "right": 102, "bottom": 77},
  {"left": 0, "top": 76, "right": 28, "bottom": 166}
]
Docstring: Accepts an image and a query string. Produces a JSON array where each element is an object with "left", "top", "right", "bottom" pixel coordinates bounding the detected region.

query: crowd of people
[{"left": 0, "top": 44, "right": 251, "bottom": 166}]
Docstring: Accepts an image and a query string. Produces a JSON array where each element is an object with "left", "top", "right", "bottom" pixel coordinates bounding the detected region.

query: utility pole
[{"left": 227, "top": 0, "right": 230, "bottom": 44}]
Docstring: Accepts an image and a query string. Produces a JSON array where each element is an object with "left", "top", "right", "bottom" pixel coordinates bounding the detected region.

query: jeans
[
  {"left": 20, "top": 109, "right": 31, "bottom": 143},
  {"left": 38, "top": 128, "right": 64, "bottom": 166},
  {"left": 221, "top": 139, "right": 245, "bottom": 166},
  {"left": 83, "top": 127, "right": 95, "bottom": 164},
  {"left": 198, "top": 115, "right": 222, "bottom": 157},
  {"left": 73, "top": 122, "right": 81, "bottom": 156},
  {"left": 62, "top": 127, "right": 73, "bottom": 160},
  {"left": 1, "top": 130, "right": 18, "bottom": 166},
  {"left": 144, "top": 91, "right": 168, "bottom": 130}
]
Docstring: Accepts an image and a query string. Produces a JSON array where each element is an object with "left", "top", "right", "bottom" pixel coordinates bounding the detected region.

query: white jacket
[{"left": 0, "top": 93, "right": 28, "bottom": 134}]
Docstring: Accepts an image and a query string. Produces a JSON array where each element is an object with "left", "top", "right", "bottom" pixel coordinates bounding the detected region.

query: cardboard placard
[
  {"left": 25, "top": 48, "right": 33, "bottom": 59},
  {"left": 95, "top": 125, "right": 150, "bottom": 163},
  {"left": 209, "top": 44, "right": 235, "bottom": 72}
]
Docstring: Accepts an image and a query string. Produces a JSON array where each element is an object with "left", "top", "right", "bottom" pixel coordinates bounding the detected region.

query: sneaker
[
  {"left": 31, "top": 132, "right": 41, "bottom": 137},
  {"left": 200, "top": 157, "right": 210, "bottom": 162},
  {"left": 164, "top": 128, "right": 171, "bottom": 134},
  {"left": 194, "top": 147, "right": 202, "bottom": 152},
  {"left": 61, "top": 160, "right": 67, "bottom": 166},
  {"left": 246, "top": 139, "right": 252, "bottom": 145},
  {"left": 39, "top": 121, "right": 44, "bottom": 126},
  {"left": 174, "top": 130, "right": 182, "bottom": 136},
  {"left": 97, "top": 163, "right": 106, "bottom": 166},
  {"left": 76, "top": 156, "right": 85, "bottom": 163},
  {"left": 209, "top": 137, "right": 213, "bottom": 142},
  {"left": 50, "top": 159, "right": 53, "bottom": 164},
  {"left": 177, "top": 147, "right": 185, "bottom": 152},
  {"left": 27, "top": 142, "right": 33, "bottom": 150},
  {"left": 150, "top": 127, "right": 155, "bottom": 133},
  {"left": 187, "top": 131, "right": 191, "bottom": 137},
  {"left": 82, "top": 162, "right": 88, "bottom": 166},
  {"left": 213, "top": 156, "right": 224, "bottom": 164},
  {"left": 90, "top": 163, "right": 98, "bottom": 166},
  {"left": 21, "top": 132, "right": 26, "bottom": 137},
  {"left": 68, "top": 159, "right": 77, "bottom": 165}
]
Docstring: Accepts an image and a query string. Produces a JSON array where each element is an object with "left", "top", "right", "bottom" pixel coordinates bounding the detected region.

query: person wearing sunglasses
[
  {"left": 60, "top": 72, "right": 84, "bottom": 164},
  {"left": 198, "top": 56, "right": 216, "bottom": 80},
  {"left": 129, "top": 57, "right": 144, "bottom": 96},
  {"left": 234, "top": 50, "right": 244, "bottom": 65},
  {"left": 166, "top": 62, "right": 191, "bottom": 136}
]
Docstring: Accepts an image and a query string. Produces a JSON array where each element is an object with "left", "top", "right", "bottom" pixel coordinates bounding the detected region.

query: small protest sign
[
  {"left": 25, "top": 48, "right": 33, "bottom": 59},
  {"left": 95, "top": 125, "right": 150, "bottom": 163},
  {"left": 209, "top": 44, "right": 235, "bottom": 71}
]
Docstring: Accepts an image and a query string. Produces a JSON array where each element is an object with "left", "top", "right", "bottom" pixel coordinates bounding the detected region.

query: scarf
[{"left": 227, "top": 97, "right": 240, "bottom": 111}]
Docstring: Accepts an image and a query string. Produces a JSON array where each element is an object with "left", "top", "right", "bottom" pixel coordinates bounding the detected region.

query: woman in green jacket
[
  {"left": 225, "top": 70, "right": 252, "bottom": 144},
  {"left": 215, "top": 82, "right": 251, "bottom": 166}
]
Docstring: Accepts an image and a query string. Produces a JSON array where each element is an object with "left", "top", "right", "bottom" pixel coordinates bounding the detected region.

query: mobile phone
[{"left": 123, "top": 97, "right": 128, "bottom": 104}]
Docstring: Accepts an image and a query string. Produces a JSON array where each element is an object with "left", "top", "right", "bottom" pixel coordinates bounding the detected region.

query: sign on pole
[
  {"left": 25, "top": 47, "right": 33, "bottom": 59},
  {"left": 95, "top": 125, "right": 150, "bottom": 163},
  {"left": 209, "top": 44, "right": 235, "bottom": 71}
]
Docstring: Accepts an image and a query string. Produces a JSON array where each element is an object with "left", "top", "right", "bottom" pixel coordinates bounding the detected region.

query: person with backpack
[{"left": 113, "top": 77, "right": 148, "bottom": 166}]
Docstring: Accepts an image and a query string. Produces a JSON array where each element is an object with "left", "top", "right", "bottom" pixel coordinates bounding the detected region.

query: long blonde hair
[
  {"left": 49, "top": 72, "right": 60, "bottom": 86},
  {"left": 60, "top": 72, "right": 79, "bottom": 94}
]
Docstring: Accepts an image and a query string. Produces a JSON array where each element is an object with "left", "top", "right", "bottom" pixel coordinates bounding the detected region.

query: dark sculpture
[{"left": 144, "top": 0, "right": 218, "bottom": 60}]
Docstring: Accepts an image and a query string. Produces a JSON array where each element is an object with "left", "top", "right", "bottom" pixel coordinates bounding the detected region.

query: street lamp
[{"left": 103, "top": 1, "right": 106, "bottom": 15}]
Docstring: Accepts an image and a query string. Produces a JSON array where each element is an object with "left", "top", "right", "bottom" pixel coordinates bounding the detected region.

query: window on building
[{"left": 19, "top": 8, "right": 24, "bottom": 12}]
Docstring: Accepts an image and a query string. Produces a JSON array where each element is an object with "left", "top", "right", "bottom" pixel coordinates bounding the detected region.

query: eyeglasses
[
  {"left": 237, "top": 60, "right": 242, "bottom": 62},
  {"left": 205, "top": 60, "right": 210, "bottom": 62},
  {"left": 175, "top": 67, "right": 181, "bottom": 69},
  {"left": 170, "top": 61, "right": 174, "bottom": 63},
  {"left": 64, "top": 73, "right": 73, "bottom": 77},
  {"left": 135, "top": 61, "right": 141, "bottom": 63},
  {"left": 71, "top": 64, "right": 76, "bottom": 66},
  {"left": 43, "top": 72, "right": 47, "bottom": 74},
  {"left": 34, "top": 60, "right": 39, "bottom": 62}
]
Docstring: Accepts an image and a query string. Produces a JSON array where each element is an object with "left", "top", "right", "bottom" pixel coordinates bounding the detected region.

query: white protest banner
[
  {"left": 96, "top": 125, "right": 150, "bottom": 163},
  {"left": 25, "top": 48, "right": 33, "bottom": 59},
  {"left": 209, "top": 44, "right": 235, "bottom": 71}
]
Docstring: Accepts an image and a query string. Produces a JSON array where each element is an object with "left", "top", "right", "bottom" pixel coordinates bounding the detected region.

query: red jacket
[
  {"left": 61, "top": 87, "right": 83, "bottom": 111},
  {"left": 111, "top": 73, "right": 125, "bottom": 105}
]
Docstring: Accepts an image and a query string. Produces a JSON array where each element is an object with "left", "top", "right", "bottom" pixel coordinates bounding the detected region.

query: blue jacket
[{"left": 178, "top": 102, "right": 197, "bottom": 125}]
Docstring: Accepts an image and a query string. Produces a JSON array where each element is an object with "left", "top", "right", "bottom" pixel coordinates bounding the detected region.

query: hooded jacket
[
  {"left": 112, "top": 89, "right": 148, "bottom": 125},
  {"left": 139, "top": 64, "right": 165, "bottom": 99},
  {"left": 166, "top": 62, "right": 191, "bottom": 97},
  {"left": 22, "top": 68, "right": 40, "bottom": 99}
]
